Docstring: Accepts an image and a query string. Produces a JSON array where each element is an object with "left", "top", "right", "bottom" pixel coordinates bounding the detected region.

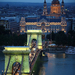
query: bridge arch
[
  {"left": 3, "top": 46, "right": 30, "bottom": 75},
  {"left": 27, "top": 29, "right": 42, "bottom": 49},
  {"left": 12, "top": 62, "right": 21, "bottom": 74}
]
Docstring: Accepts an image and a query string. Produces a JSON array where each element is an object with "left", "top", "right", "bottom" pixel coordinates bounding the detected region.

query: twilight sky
[{"left": 0, "top": 0, "right": 75, "bottom": 3}]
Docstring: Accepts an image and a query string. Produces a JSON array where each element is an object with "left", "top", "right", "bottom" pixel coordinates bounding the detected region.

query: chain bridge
[{"left": 2, "top": 29, "right": 43, "bottom": 75}]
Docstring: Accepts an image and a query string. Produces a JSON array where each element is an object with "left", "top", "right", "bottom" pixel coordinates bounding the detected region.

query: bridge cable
[
  {"left": 19, "top": 55, "right": 24, "bottom": 75},
  {"left": 28, "top": 35, "right": 31, "bottom": 46},
  {"left": 36, "top": 35, "right": 38, "bottom": 49},
  {"left": 5, "top": 56, "right": 11, "bottom": 75}
]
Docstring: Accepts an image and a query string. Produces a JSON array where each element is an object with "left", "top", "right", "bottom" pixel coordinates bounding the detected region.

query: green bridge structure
[{"left": 3, "top": 29, "right": 43, "bottom": 75}]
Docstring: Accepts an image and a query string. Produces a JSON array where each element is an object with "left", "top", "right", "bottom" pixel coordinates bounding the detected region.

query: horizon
[
  {"left": 0, "top": 1, "right": 75, "bottom": 3},
  {"left": 0, "top": 0, "right": 75, "bottom": 3}
]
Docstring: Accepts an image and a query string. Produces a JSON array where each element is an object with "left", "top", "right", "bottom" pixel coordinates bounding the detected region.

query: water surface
[
  {"left": 38, "top": 53, "right": 75, "bottom": 75},
  {"left": 0, "top": 52, "right": 75, "bottom": 75},
  {"left": 0, "top": 51, "right": 4, "bottom": 74}
]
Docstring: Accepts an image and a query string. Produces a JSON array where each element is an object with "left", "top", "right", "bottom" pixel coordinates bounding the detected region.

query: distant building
[
  {"left": 50, "top": 0, "right": 61, "bottom": 17},
  {"left": 9, "top": 19, "right": 20, "bottom": 34},
  {"left": 5, "top": 4, "right": 9, "bottom": 9},
  {"left": 0, "top": 17, "right": 20, "bottom": 34},
  {"left": 66, "top": 18, "right": 75, "bottom": 32},
  {"left": 43, "top": 0, "right": 48, "bottom": 15},
  {"left": 20, "top": 0, "right": 67, "bottom": 35},
  {"left": 66, "top": 18, "right": 73, "bottom": 32},
  {"left": 20, "top": 17, "right": 26, "bottom": 34},
  {"left": 0, "top": 19, "right": 10, "bottom": 30},
  {"left": 72, "top": 18, "right": 75, "bottom": 31}
]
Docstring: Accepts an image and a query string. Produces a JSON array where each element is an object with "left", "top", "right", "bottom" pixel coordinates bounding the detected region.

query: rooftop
[{"left": 52, "top": 0, "right": 60, "bottom": 5}]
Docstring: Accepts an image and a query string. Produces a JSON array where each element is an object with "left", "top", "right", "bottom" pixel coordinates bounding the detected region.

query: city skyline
[{"left": 0, "top": 0, "right": 75, "bottom": 3}]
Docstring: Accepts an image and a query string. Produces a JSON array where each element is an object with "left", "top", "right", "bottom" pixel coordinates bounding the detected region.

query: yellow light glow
[
  {"left": 44, "top": 7, "right": 46, "bottom": 8},
  {"left": 61, "top": 25, "right": 67, "bottom": 26},
  {"left": 38, "top": 46, "right": 42, "bottom": 49},
  {"left": 62, "top": 29, "right": 64, "bottom": 31},
  {"left": 64, "top": 31, "right": 66, "bottom": 33},
  {"left": 56, "top": 29, "right": 59, "bottom": 30},
  {"left": 50, "top": 5, "right": 61, "bottom": 14},
  {"left": 63, "top": 54, "right": 65, "bottom": 58},
  {"left": 20, "top": 31, "right": 22, "bottom": 32},
  {"left": 42, "top": 52, "right": 45, "bottom": 56},
  {"left": 5, "top": 47, "right": 30, "bottom": 51},
  {"left": 26, "top": 22, "right": 37, "bottom": 25},
  {"left": 50, "top": 22, "right": 61, "bottom": 25},
  {"left": 65, "top": 9, "right": 67, "bottom": 11},
  {"left": 20, "top": 25, "right": 25, "bottom": 26},
  {"left": 27, "top": 30, "right": 42, "bottom": 33}
]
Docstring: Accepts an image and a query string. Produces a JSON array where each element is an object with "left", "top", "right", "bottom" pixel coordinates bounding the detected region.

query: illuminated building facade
[
  {"left": 61, "top": 0, "right": 65, "bottom": 15},
  {"left": 20, "top": 0, "right": 67, "bottom": 35},
  {"left": 20, "top": 17, "right": 26, "bottom": 34},
  {"left": 50, "top": 0, "right": 61, "bottom": 17}
]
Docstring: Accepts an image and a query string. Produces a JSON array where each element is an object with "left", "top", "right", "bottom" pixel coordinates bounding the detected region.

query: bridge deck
[{"left": 30, "top": 49, "right": 41, "bottom": 74}]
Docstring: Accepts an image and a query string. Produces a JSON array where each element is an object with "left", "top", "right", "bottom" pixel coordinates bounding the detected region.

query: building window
[
  {"left": 47, "top": 24, "right": 49, "bottom": 25},
  {"left": 38, "top": 24, "right": 40, "bottom": 25},
  {"left": 41, "top": 22, "right": 45, "bottom": 26}
]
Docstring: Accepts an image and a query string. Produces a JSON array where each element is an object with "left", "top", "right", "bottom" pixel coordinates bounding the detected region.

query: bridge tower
[
  {"left": 27, "top": 29, "right": 42, "bottom": 49},
  {"left": 3, "top": 46, "right": 30, "bottom": 75}
]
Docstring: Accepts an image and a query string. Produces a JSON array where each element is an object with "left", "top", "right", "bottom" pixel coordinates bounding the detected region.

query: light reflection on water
[
  {"left": 38, "top": 53, "right": 75, "bottom": 75},
  {"left": 0, "top": 51, "right": 75, "bottom": 75},
  {"left": 39, "top": 66, "right": 45, "bottom": 75}
]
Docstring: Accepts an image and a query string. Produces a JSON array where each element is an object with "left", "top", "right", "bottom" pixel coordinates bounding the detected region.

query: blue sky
[{"left": 0, "top": 0, "right": 75, "bottom": 3}]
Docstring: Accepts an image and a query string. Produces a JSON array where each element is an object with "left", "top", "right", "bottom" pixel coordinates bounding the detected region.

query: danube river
[{"left": 0, "top": 51, "right": 75, "bottom": 75}]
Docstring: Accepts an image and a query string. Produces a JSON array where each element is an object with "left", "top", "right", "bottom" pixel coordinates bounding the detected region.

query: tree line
[
  {"left": 0, "top": 25, "right": 75, "bottom": 46},
  {"left": 46, "top": 30, "right": 75, "bottom": 46},
  {"left": 0, "top": 25, "right": 27, "bottom": 46}
]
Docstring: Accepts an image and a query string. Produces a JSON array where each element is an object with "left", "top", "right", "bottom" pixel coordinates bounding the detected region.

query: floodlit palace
[{"left": 20, "top": 0, "right": 67, "bottom": 35}]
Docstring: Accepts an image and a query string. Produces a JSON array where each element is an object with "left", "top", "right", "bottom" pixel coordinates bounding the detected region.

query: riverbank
[{"left": 43, "top": 47, "right": 68, "bottom": 53}]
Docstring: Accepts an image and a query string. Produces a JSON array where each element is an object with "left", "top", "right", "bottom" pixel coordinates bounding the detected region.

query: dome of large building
[{"left": 52, "top": 0, "right": 60, "bottom": 4}]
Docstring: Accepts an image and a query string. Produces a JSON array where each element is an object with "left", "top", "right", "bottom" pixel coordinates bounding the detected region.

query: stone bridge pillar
[
  {"left": 3, "top": 46, "right": 30, "bottom": 75},
  {"left": 27, "top": 29, "right": 42, "bottom": 49}
]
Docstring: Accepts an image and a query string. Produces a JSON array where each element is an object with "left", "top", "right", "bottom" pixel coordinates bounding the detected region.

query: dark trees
[{"left": 55, "top": 31, "right": 67, "bottom": 45}]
